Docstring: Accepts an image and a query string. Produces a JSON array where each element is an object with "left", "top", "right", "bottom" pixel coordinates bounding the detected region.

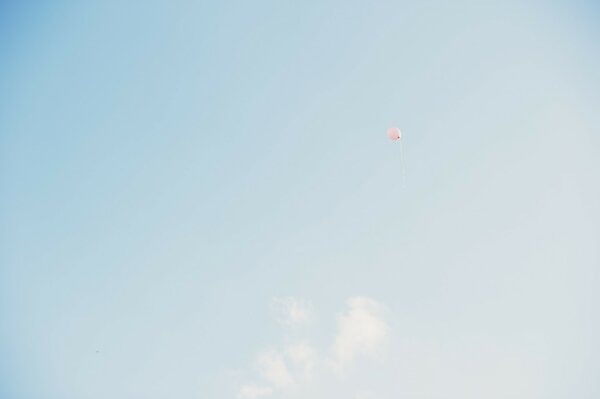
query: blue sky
[{"left": 1, "top": 1, "right": 599, "bottom": 398}]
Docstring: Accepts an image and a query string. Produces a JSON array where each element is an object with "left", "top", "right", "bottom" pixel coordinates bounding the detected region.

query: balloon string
[{"left": 400, "top": 140, "right": 407, "bottom": 186}]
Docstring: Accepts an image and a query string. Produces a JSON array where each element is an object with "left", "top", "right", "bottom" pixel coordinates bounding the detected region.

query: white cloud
[
  {"left": 285, "top": 342, "right": 317, "bottom": 381},
  {"left": 238, "top": 297, "right": 389, "bottom": 398},
  {"left": 238, "top": 384, "right": 273, "bottom": 399},
  {"left": 236, "top": 297, "right": 546, "bottom": 399},
  {"left": 331, "top": 297, "right": 389, "bottom": 372},
  {"left": 257, "top": 350, "right": 293, "bottom": 387},
  {"left": 272, "top": 297, "right": 312, "bottom": 326}
]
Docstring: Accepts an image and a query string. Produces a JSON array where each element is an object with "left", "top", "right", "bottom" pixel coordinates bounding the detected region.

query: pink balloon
[{"left": 387, "top": 127, "right": 401, "bottom": 141}]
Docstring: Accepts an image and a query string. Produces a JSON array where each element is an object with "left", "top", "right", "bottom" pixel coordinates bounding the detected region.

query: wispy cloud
[
  {"left": 238, "top": 297, "right": 543, "bottom": 399},
  {"left": 285, "top": 342, "right": 317, "bottom": 381},
  {"left": 330, "top": 297, "right": 389, "bottom": 373},
  {"left": 237, "top": 297, "right": 389, "bottom": 398},
  {"left": 272, "top": 297, "right": 313, "bottom": 326},
  {"left": 238, "top": 384, "right": 273, "bottom": 399},
  {"left": 257, "top": 350, "right": 294, "bottom": 388}
]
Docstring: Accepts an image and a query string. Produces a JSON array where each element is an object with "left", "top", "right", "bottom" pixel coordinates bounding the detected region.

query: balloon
[
  {"left": 387, "top": 127, "right": 401, "bottom": 141},
  {"left": 388, "top": 127, "right": 406, "bottom": 183}
]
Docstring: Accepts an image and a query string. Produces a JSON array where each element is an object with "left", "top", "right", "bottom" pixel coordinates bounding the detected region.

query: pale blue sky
[{"left": 1, "top": 1, "right": 599, "bottom": 398}]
